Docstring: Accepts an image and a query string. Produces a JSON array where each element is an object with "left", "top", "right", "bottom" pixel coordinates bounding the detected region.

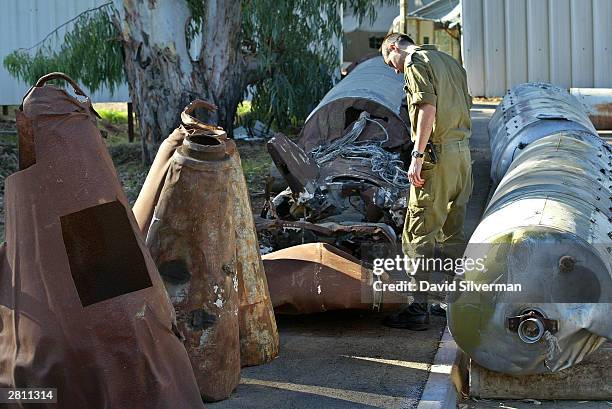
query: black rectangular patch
[{"left": 60, "top": 201, "right": 152, "bottom": 307}]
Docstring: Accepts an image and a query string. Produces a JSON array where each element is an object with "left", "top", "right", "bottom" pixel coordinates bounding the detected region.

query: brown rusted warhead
[
  {"left": 263, "top": 243, "right": 403, "bottom": 314},
  {"left": 226, "top": 139, "right": 279, "bottom": 367},
  {"left": 138, "top": 99, "right": 279, "bottom": 372},
  {"left": 0, "top": 72, "right": 204, "bottom": 408},
  {"left": 146, "top": 131, "right": 241, "bottom": 402}
]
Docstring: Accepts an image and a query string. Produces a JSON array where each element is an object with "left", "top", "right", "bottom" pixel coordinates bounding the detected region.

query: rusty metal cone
[
  {"left": 147, "top": 132, "right": 241, "bottom": 402},
  {"left": 224, "top": 139, "right": 280, "bottom": 367},
  {"left": 0, "top": 73, "right": 204, "bottom": 408}
]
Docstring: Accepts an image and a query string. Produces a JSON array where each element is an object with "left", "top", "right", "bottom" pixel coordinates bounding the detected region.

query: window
[{"left": 369, "top": 36, "right": 385, "bottom": 49}]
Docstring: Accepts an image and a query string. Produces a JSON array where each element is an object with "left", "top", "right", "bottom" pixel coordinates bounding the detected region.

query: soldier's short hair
[{"left": 381, "top": 32, "right": 415, "bottom": 59}]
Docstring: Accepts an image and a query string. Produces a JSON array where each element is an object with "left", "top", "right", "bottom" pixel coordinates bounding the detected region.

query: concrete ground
[
  {"left": 210, "top": 104, "right": 497, "bottom": 409},
  {"left": 212, "top": 312, "right": 447, "bottom": 409}
]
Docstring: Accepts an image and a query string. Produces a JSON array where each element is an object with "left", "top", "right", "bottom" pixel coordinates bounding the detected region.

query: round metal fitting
[{"left": 517, "top": 317, "right": 545, "bottom": 344}]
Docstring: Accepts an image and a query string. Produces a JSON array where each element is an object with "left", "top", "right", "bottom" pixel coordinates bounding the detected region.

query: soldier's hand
[{"left": 409, "top": 158, "right": 425, "bottom": 187}]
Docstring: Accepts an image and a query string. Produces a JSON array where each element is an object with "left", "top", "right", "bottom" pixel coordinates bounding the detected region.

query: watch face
[{"left": 412, "top": 151, "right": 422, "bottom": 158}]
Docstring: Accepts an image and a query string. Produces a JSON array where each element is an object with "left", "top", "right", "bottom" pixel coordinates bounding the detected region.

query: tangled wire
[{"left": 310, "top": 111, "right": 410, "bottom": 189}]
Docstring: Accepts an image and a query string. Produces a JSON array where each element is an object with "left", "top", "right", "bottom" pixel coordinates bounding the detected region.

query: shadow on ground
[{"left": 211, "top": 310, "right": 447, "bottom": 409}]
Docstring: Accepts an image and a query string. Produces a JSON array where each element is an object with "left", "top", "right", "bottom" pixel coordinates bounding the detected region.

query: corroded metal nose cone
[{"left": 182, "top": 133, "right": 227, "bottom": 161}]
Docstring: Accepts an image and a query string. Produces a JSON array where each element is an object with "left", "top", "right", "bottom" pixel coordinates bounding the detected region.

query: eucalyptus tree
[{"left": 5, "top": 0, "right": 385, "bottom": 162}]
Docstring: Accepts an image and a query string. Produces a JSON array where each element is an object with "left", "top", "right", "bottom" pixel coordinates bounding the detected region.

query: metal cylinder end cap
[{"left": 517, "top": 317, "right": 545, "bottom": 344}]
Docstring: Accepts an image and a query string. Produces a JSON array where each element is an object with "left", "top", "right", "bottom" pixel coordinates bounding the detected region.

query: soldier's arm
[
  {"left": 407, "top": 59, "right": 437, "bottom": 108},
  {"left": 414, "top": 103, "right": 436, "bottom": 154},
  {"left": 406, "top": 58, "right": 437, "bottom": 186},
  {"left": 406, "top": 58, "right": 437, "bottom": 154},
  {"left": 411, "top": 104, "right": 436, "bottom": 186}
]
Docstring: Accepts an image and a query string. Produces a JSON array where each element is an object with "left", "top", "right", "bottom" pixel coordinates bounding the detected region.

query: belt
[{"left": 433, "top": 139, "right": 470, "bottom": 154}]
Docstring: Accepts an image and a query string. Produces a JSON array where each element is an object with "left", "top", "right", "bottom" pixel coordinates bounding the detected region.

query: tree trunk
[
  {"left": 197, "top": 0, "right": 252, "bottom": 138},
  {"left": 112, "top": 0, "right": 199, "bottom": 163},
  {"left": 113, "top": 0, "right": 257, "bottom": 162}
]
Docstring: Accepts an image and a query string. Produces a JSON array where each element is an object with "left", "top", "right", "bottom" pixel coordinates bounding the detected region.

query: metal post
[
  {"left": 400, "top": 0, "right": 408, "bottom": 33},
  {"left": 127, "top": 102, "right": 134, "bottom": 142}
]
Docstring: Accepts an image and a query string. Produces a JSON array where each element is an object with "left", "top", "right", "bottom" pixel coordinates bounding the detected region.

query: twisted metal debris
[{"left": 311, "top": 112, "right": 410, "bottom": 190}]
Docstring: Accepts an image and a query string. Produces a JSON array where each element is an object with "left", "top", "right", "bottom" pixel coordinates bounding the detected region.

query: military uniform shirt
[{"left": 403, "top": 44, "right": 472, "bottom": 144}]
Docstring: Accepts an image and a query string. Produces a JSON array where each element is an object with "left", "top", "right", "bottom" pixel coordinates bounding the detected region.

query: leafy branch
[{"left": 2, "top": 4, "right": 124, "bottom": 93}]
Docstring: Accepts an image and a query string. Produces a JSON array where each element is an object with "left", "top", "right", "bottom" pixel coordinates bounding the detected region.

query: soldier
[{"left": 380, "top": 33, "right": 473, "bottom": 330}]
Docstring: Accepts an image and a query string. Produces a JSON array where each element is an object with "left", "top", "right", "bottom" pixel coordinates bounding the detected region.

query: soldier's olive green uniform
[{"left": 402, "top": 45, "right": 473, "bottom": 286}]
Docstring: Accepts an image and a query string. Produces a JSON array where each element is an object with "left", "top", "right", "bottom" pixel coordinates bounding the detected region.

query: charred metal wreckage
[
  {"left": 449, "top": 83, "right": 612, "bottom": 375},
  {"left": 259, "top": 56, "right": 413, "bottom": 257}
]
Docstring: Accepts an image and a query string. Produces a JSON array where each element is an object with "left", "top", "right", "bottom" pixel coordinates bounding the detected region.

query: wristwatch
[{"left": 411, "top": 150, "right": 424, "bottom": 159}]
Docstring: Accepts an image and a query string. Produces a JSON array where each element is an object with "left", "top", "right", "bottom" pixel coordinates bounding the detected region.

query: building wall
[
  {"left": 343, "top": 30, "right": 387, "bottom": 62},
  {"left": 343, "top": 4, "right": 400, "bottom": 63},
  {"left": 462, "top": 0, "right": 612, "bottom": 97},
  {"left": 342, "top": 1, "right": 436, "bottom": 63},
  {"left": 0, "top": 0, "right": 130, "bottom": 105}
]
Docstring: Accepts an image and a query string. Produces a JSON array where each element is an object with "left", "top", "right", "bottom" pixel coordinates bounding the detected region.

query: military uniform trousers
[{"left": 402, "top": 139, "right": 473, "bottom": 302}]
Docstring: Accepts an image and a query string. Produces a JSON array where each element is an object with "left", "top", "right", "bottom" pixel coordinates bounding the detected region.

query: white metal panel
[
  {"left": 462, "top": 0, "right": 605, "bottom": 96},
  {"left": 482, "top": 0, "right": 505, "bottom": 96},
  {"left": 592, "top": 0, "right": 612, "bottom": 87},
  {"left": 548, "top": 0, "right": 572, "bottom": 88},
  {"left": 0, "top": 0, "right": 130, "bottom": 105},
  {"left": 569, "top": 0, "right": 594, "bottom": 87},
  {"left": 526, "top": 0, "right": 549, "bottom": 83},
  {"left": 462, "top": 0, "right": 485, "bottom": 96},
  {"left": 504, "top": 0, "right": 528, "bottom": 90}
]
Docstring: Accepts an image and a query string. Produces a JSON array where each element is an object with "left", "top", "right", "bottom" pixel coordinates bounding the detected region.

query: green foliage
[
  {"left": 2, "top": 5, "right": 124, "bottom": 93},
  {"left": 237, "top": 100, "right": 253, "bottom": 118},
  {"left": 187, "top": 0, "right": 388, "bottom": 133},
  {"left": 5, "top": 0, "right": 388, "bottom": 134},
  {"left": 238, "top": 141, "right": 273, "bottom": 192},
  {"left": 185, "top": 0, "right": 206, "bottom": 48},
  {"left": 240, "top": 0, "right": 387, "bottom": 132},
  {"left": 236, "top": 100, "right": 256, "bottom": 128},
  {"left": 98, "top": 108, "right": 128, "bottom": 124}
]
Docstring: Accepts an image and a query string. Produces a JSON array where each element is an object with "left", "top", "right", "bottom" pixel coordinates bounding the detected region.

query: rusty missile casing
[
  {"left": 0, "top": 73, "right": 204, "bottom": 408},
  {"left": 140, "top": 100, "right": 279, "bottom": 370},
  {"left": 227, "top": 143, "right": 279, "bottom": 367},
  {"left": 299, "top": 56, "right": 410, "bottom": 152},
  {"left": 263, "top": 243, "right": 371, "bottom": 314},
  {"left": 133, "top": 99, "right": 225, "bottom": 235},
  {"left": 448, "top": 83, "right": 612, "bottom": 375},
  {"left": 146, "top": 129, "right": 241, "bottom": 401},
  {"left": 132, "top": 126, "right": 190, "bottom": 234},
  {"left": 262, "top": 243, "right": 403, "bottom": 314}
]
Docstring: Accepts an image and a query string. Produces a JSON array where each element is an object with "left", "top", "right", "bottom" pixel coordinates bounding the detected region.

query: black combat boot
[
  {"left": 430, "top": 303, "right": 447, "bottom": 318},
  {"left": 382, "top": 302, "right": 430, "bottom": 330}
]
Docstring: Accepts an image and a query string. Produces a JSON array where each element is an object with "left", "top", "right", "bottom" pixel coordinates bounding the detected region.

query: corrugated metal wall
[
  {"left": 462, "top": 0, "right": 612, "bottom": 97},
  {"left": 0, "top": 0, "right": 130, "bottom": 105}
]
